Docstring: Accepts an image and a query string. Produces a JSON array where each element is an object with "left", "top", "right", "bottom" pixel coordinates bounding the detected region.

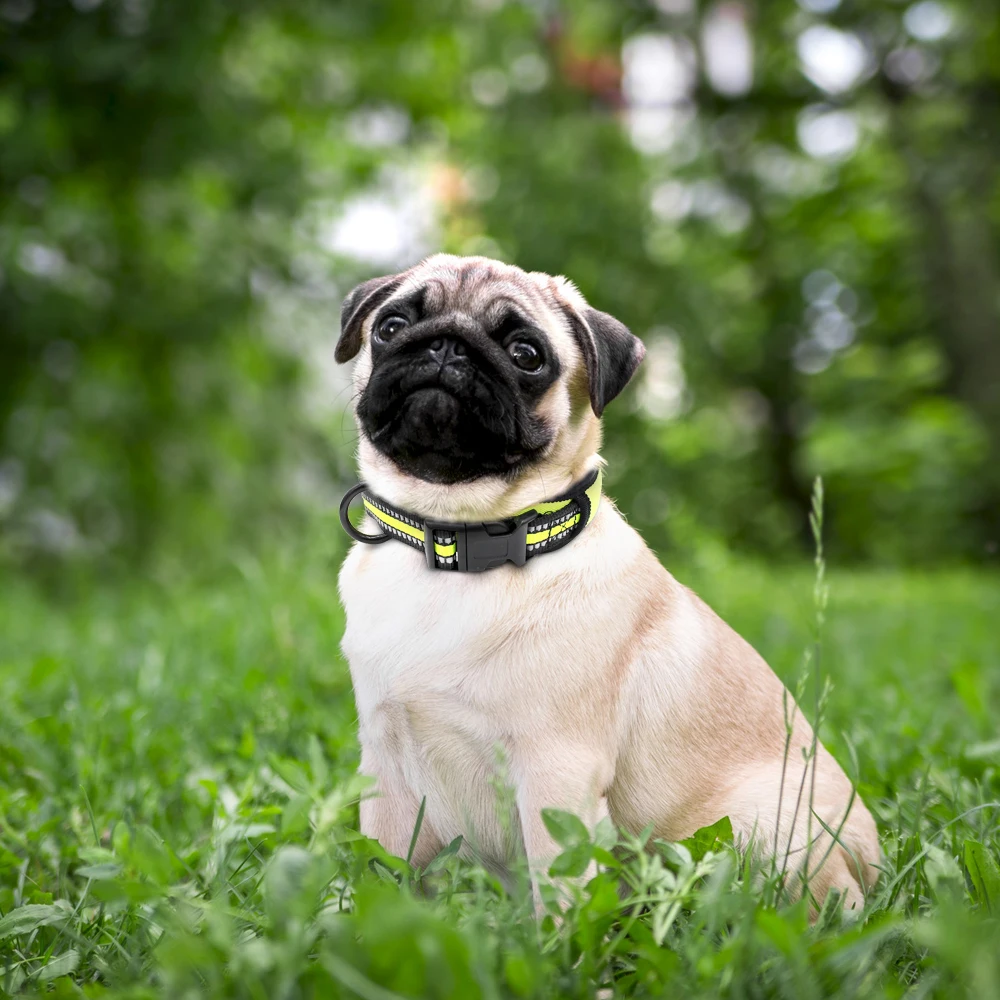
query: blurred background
[{"left": 1, "top": 0, "right": 997, "bottom": 570}]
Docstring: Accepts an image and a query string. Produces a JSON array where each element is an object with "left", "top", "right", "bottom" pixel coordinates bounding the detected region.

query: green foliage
[
  {"left": 0, "top": 0, "right": 482, "bottom": 563},
  {"left": 2, "top": 0, "right": 998, "bottom": 566},
  {"left": 964, "top": 840, "right": 1000, "bottom": 916},
  {"left": 1, "top": 540, "right": 998, "bottom": 997},
  {"left": 449, "top": 0, "right": 1000, "bottom": 563}
]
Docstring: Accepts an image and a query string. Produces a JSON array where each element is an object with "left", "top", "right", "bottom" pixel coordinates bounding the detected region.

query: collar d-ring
[{"left": 339, "top": 483, "right": 391, "bottom": 544}]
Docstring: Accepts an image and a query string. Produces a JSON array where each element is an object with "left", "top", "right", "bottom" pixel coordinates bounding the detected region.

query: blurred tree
[
  {"left": 0, "top": 0, "right": 472, "bottom": 561},
  {"left": 0, "top": 0, "right": 995, "bottom": 566},
  {"left": 441, "top": 0, "right": 996, "bottom": 562},
  {"left": 2, "top": 0, "right": 317, "bottom": 559}
]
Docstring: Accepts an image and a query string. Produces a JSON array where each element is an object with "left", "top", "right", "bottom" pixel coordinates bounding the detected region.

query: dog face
[{"left": 337, "top": 255, "right": 644, "bottom": 486}]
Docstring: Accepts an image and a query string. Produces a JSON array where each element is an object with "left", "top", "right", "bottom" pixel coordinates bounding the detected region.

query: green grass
[{"left": 1, "top": 528, "right": 999, "bottom": 998}]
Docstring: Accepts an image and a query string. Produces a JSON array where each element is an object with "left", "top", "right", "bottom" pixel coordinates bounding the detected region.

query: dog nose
[{"left": 427, "top": 337, "right": 468, "bottom": 364}]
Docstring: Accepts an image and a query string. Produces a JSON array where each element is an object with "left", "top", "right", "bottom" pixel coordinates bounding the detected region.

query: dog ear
[
  {"left": 564, "top": 304, "right": 646, "bottom": 416},
  {"left": 336, "top": 272, "right": 406, "bottom": 363}
]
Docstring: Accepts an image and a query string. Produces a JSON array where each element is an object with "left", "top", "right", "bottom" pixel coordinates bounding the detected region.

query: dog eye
[
  {"left": 375, "top": 314, "right": 409, "bottom": 342},
  {"left": 507, "top": 340, "right": 543, "bottom": 372}
]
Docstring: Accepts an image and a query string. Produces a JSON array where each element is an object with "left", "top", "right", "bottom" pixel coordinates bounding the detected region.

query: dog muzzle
[{"left": 339, "top": 468, "right": 603, "bottom": 573}]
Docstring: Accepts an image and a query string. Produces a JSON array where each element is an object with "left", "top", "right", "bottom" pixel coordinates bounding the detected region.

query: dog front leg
[
  {"left": 512, "top": 742, "right": 611, "bottom": 909},
  {"left": 358, "top": 748, "right": 443, "bottom": 868}
]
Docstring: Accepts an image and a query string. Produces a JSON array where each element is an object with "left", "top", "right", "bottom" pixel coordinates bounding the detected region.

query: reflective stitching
[
  {"left": 358, "top": 467, "right": 600, "bottom": 570},
  {"left": 363, "top": 500, "right": 424, "bottom": 542},
  {"left": 527, "top": 514, "right": 580, "bottom": 548}
]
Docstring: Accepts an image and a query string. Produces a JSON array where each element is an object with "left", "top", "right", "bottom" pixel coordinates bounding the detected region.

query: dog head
[{"left": 337, "top": 254, "right": 644, "bottom": 511}]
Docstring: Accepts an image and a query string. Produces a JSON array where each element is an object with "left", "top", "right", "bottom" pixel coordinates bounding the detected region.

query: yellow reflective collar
[{"left": 340, "top": 468, "right": 603, "bottom": 573}]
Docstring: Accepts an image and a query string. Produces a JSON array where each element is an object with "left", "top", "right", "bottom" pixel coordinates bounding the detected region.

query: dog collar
[{"left": 339, "top": 468, "right": 603, "bottom": 572}]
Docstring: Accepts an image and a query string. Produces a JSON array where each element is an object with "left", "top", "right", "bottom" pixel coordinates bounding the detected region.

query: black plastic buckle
[{"left": 424, "top": 511, "right": 535, "bottom": 572}]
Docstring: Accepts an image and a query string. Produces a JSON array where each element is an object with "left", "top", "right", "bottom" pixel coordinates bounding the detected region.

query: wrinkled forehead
[{"left": 393, "top": 255, "right": 566, "bottom": 331}]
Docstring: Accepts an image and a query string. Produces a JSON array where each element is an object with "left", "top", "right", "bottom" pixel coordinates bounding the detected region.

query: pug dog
[{"left": 336, "top": 254, "right": 879, "bottom": 909}]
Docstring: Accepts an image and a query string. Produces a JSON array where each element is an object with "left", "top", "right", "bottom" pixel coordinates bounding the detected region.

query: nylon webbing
[{"left": 361, "top": 468, "right": 602, "bottom": 570}]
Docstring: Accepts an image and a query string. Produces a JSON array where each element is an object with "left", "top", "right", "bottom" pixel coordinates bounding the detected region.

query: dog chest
[
  {"left": 338, "top": 538, "right": 613, "bottom": 862},
  {"left": 341, "top": 567, "right": 526, "bottom": 860}
]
